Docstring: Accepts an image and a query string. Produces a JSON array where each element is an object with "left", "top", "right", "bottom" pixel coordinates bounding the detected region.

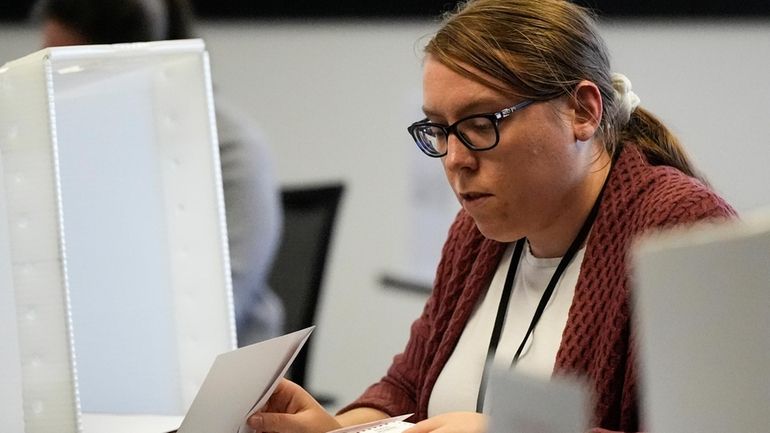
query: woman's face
[{"left": 422, "top": 56, "right": 601, "bottom": 246}]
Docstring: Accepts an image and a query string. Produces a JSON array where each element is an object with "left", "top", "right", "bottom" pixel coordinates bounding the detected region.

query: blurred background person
[{"left": 33, "top": 0, "right": 285, "bottom": 346}]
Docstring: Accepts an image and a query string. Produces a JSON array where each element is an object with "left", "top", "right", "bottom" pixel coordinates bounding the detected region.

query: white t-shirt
[{"left": 427, "top": 241, "right": 585, "bottom": 416}]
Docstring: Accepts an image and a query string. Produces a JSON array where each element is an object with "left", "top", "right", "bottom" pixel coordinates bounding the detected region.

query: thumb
[{"left": 248, "top": 412, "right": 303, "bottom": 433}]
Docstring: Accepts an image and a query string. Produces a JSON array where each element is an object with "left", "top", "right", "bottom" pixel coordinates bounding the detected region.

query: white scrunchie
[{"left": 611, "top": 73, "right": 641, "bottom": 124}]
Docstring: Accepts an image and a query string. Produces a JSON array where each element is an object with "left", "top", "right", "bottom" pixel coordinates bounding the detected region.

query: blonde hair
[{"left": 426, "top": 0, "right": 701, "bottom": 179}]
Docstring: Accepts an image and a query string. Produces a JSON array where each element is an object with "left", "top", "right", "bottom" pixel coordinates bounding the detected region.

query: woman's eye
[{"left": 466, "top": 118, "right": 493, "bottom": 131}]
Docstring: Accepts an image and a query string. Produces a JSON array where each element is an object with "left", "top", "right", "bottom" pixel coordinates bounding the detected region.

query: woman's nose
[{"left": 443, "top": 134, "right": 478, "bottom": 172}]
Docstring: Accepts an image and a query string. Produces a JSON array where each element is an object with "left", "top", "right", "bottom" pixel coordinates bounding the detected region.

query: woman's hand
[
  {"left": 403, "top": 412, "right": 487, "bottom": 433},
  {"left": 247, "top": 379, "right": 342, "bottom": 433},
  {"left": 588, "top": 429, "right": 642, "bottom": 433}
]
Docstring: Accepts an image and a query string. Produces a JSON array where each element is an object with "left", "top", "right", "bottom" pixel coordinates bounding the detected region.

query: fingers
[
  {"left": 403, "top": 412, "right": 487, "bottom": 433},
  {"left": 248, "top": 412, "right": 299, "bottom": 433},
  {"left": 248, "top": 409, "right": 340, "bottom": 433},
  {"left": 263, "top": 380, "right": 299, "bottom": 412},
  {"left": 247, "top": 378, "right": 340, "bottom": 433},
  {"left": 403, "top": 418, "right": 438, "bottom": 433},
  {"left": 264, "top": 379, "right": 319, "bottom": 413}
]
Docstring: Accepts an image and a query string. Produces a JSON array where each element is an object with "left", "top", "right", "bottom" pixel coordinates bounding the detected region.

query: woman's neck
[{"left": 527, "top": 150, "right": 612, "bottom": 258}]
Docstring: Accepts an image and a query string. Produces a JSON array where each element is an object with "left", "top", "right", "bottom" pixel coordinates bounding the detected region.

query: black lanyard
[{"left": 475, "top": 182, "right": 607, "bottom": 413}]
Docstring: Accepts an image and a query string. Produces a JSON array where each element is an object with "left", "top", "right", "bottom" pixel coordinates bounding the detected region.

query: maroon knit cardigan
[{"left": 340, "top": 145, "right": 736, "bottom": 432}]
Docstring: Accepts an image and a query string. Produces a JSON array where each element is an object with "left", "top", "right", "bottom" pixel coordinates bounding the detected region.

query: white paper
[
  {"left": 327, "top": 414, "right": 413, "bottom": 433},
  {"left": 485, "top": 369, "right": 588, "bottom": 433},
  {"left": 176, "top": 327, "right": 314, "bottom": 433}
]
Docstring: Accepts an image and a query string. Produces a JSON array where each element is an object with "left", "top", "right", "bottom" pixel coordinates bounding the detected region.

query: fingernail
[{"left": 248, "top": 414, "right": 262, "bottom": 429}]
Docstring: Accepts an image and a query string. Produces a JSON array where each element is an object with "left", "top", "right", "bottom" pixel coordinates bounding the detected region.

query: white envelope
[
  {"left": 177, "top": 327, "right": 314, "bottom": 433},
  {"left": 326, "top": 414, "right": 413, "bottom": 433}
]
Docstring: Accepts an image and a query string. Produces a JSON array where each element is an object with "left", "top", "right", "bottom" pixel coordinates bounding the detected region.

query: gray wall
[{"left": 2, "top": 19, "right": 769, "bottom": 410}]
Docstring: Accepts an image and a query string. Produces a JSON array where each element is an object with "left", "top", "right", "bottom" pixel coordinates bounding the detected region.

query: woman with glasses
[{"left": 249, "top": 0, "right": 735, "bottom": 432}]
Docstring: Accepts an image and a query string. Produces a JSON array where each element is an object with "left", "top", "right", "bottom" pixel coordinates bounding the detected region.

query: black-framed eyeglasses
[{"left": 407, "top": 99, "right": 535, "bottom": 158}]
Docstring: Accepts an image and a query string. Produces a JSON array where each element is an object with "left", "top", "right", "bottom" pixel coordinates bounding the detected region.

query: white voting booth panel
[
  {"left": 0, "top": 40, "right": 236, "bottom": 433},
  {"left": 634, "top": 212, "right": 770, "bottom": 433}
]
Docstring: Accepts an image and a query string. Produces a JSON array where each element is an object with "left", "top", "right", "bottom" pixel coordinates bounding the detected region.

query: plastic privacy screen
[{"left": 0, "top": 39, "right": 235, "bottom": 432}]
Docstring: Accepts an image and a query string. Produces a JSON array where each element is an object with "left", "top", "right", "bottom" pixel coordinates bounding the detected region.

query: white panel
[
  {"left": 1, "top": 39, "right": 235, "bottom": 431},
  {"left": 45, "top": 40, "right": 235, "bottom": 415},
  {"left": 0, "top": 153, "right": 26, "bottom": 433},
  {"left": 634, "top": 212, "right": 770, "bottom": 433},
  {"left": 155, "top": 51, "right": 236, "bottom": 408},
  {"left": 53, "top": 57, "right": 182, "bottom": 415},
  {"left": 0, "top": 50, "right": 81, "bottom": 433}
]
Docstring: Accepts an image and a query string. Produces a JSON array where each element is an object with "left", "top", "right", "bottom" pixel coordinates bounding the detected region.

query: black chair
[{"left": 268, "top": 182, "right": 344, "bottom": 398}]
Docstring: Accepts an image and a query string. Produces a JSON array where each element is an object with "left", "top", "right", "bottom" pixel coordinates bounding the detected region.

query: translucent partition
[
  {"left": 634, "top": 213, "right": 770, "bottom": 433},
  {"left": 0, "top": 40, "right": 236, "bottom": 433},
  {"left": 0, "top": 169, "right": 25, "bottom": 433}
]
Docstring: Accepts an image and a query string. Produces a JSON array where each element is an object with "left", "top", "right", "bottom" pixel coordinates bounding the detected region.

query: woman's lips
[{"left": 460, "top": 192, "right": 493, "bottom": 208}]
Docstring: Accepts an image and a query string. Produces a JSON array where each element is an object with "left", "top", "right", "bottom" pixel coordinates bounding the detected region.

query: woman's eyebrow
[
  {"left": 421, "top": 99, "right": 509, "bottom": 120},
  {"left": 421, "top": 106, "right": 439, "bottom": 118}
]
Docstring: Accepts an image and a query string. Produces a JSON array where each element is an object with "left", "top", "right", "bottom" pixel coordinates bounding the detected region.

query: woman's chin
[{"left": 473, "top": 220, "right": 521, "bottom": 243}]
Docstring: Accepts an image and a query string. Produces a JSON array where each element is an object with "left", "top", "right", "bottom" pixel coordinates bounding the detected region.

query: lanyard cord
[{"left": 475, "top": 180, "right": 608, "bottom": 413}]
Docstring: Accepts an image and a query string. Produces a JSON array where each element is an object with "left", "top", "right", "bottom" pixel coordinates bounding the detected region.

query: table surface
[{"left": 82, "top": 413, "right": 184, "bottom": 433}]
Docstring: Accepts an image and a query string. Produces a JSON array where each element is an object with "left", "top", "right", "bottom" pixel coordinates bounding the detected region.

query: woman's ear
[{"left": 570, "top": 80, "right": 603, "bottom": 142}]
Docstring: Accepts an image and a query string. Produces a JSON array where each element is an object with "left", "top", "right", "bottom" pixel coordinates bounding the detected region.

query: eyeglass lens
[{"left": 414, "top": 116, "right": 498, "bottom": 155}]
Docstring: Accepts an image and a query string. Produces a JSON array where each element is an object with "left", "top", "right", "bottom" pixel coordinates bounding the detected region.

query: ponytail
[{"left": 618, "top": 107, "right": 706, "bottom": 183}]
